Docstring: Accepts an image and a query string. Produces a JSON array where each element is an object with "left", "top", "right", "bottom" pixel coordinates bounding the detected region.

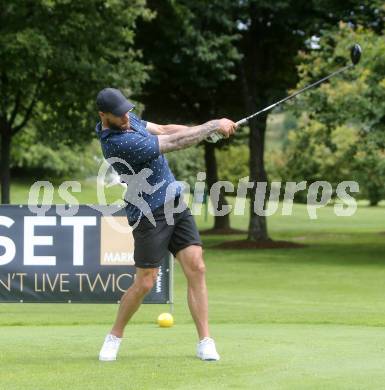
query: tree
[
  {"left": 227, "top": 0, "right": 385, "bottom": 241},
  {"left": 283, "top": 24, "right": 385, "bottom": 205},
  {"left": 0, "top": 0, "right": 151, "bottom": 203},
  {"left": 135, "top": 0, "right": 242, "bottom": 231}
]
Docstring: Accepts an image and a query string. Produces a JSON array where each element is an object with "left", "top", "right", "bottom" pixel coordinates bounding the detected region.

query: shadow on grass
[
  {"left": 201, "top": 232, "right": 385, "bottom": 268},
  {"left": 200, "top": 228, "right": 247, "bottom": 235},
  {"left": 213, "top": 239, "right": 305, "bottom": 250}
]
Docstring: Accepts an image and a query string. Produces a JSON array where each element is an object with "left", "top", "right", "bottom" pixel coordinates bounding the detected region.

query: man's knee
[
  {"left": 185, "top": 247, "right": 206, "bottom": 276},
  {"left": 133, "top": 268, "right": 158, "bottom": 295}
]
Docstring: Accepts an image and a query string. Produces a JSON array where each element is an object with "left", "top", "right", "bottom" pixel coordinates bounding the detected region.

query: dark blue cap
[{"left": 96, "top": 88, "right": 135, "bottom": 116}]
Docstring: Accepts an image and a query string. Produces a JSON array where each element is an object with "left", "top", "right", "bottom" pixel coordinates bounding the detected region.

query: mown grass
[{"left": 1, "top": 181, "right": 385, "bottom": 389}]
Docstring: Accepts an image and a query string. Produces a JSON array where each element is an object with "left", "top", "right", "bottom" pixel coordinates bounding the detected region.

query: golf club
[{"left": 207, "top": 43, "right": 362, "bottom": 143}]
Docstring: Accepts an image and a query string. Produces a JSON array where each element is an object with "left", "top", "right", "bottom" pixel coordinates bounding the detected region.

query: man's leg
[
  {"left": 99, "top": 267, "right": 159, "bottom": 361},
  {"left": 110, "top": 267, "right": 159, "bottom": 338},
  {"left": 176, "top": 244, "right": 219, "bottom": 360},
  {"left": 176, "top": 245, "right": 209, "bottom": 340}
]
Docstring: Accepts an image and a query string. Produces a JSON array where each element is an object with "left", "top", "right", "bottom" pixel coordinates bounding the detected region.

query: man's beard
[{"left": 106, "top": 119, "right": 129, "bottom": 131}]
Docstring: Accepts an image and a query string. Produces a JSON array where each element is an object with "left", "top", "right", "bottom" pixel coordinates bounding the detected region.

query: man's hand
[
  {"left": 216, "top": 118, "right": 237, "bottom": 138},
  {"left": 158, "top": 118, "right": 237, "bottom": 153}
]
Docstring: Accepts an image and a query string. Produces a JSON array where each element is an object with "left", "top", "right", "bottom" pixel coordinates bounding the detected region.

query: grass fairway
[{"left": 1, "top": 200, "right": 385, "bottom": 389}]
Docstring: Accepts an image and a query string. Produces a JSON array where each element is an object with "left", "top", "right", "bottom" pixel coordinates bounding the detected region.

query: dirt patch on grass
[
  {"left": 200, "top": 228, "right": 246, "bottom": 235},
  {"left": 213, "top": 239, "right": 305, "bottom": 250}
]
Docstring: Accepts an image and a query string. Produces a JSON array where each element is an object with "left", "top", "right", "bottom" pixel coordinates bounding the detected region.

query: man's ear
[{"left": 99, "top": 111, "right": 105, "bottom": 119}]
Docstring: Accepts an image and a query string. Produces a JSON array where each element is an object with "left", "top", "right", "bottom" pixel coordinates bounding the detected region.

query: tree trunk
[
  {"left": 239, "top": 58, "right": 270, "bottom": 242},
  {"left": 247, "top": 114, "right": 270, "bottom": 241},
  {"left": 0, "top": 130, "right": 12, "bottom": 204},
  {"left": 368, "top": 183, "right": 380, "bottom": 207},
  {"left": 204, "top": 142, "right": 231, "bottom": 230}
]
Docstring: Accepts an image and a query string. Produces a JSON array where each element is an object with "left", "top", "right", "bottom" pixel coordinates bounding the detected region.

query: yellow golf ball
[{"left": 157, "top": 312, "right": 174, "bottom": 327}]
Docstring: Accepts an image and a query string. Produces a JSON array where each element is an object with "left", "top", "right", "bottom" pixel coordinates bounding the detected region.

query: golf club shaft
[
  {"left": 206, "top": 61, "right": 356, "bottom": 143},
  {"left": 236, "top": 63, "right": 353, "bottom": 127}
]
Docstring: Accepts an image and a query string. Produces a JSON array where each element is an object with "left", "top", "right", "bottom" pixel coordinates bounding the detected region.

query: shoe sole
[
  {"left": 99, "top": 357, "right": 117, "bottom": 361},
  {"left": 197, "top": 354, "right": 220, "bottom": 361}
]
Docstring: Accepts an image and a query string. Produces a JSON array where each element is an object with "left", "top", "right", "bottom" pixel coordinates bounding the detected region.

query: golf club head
[{"left": 350, "top": 44, "right": 362, "bottom": 65}]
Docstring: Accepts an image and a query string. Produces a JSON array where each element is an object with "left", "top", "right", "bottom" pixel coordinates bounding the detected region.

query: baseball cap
[{"left": 96, "top": 88, "right": 135, "bottom": 116}]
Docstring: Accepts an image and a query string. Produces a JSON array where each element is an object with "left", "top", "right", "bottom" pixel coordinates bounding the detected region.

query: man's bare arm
[
  {"left": 157, "top": 119, "right": 236, "bottom": 153},
  {"left": 147, "top": 122, "right": 188, "bottom": 135}
]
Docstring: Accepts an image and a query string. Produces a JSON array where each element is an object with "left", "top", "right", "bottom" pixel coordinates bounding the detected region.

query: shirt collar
[{"left": 96, "top": 121, "right": 137, "bottom": 140}]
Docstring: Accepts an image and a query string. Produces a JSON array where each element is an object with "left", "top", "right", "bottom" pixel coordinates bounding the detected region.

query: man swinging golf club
[{"left": 95, "top": 87, "right": 237, "bottom": 361}]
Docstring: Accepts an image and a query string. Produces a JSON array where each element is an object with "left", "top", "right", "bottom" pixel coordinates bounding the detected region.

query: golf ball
[{"left": 157, "top": 313, "right": 174, "bottom": 327}]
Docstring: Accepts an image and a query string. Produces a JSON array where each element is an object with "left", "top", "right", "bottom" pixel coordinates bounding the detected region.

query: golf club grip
[{"left": 206, "top": 118, "right": 248, "bottom": 143}]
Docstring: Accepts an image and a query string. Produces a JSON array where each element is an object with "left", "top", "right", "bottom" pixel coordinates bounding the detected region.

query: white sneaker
[
  {"left": 197, "top": 337, "right": 220, "bottom": 361},
  {"left": 99, "top": 334, "right": 122, "bottom": 361}
]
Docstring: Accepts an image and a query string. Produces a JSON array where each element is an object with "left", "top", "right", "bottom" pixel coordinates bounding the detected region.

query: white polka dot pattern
[{"left": 95, "top": 113, "right": 181, "bottom": 222}]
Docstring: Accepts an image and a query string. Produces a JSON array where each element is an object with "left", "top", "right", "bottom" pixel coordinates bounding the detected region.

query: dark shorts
[{"left": 128, "top": 198, "right": 202, "bottom": 269}]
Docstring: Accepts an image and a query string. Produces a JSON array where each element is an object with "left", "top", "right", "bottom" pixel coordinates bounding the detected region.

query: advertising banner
[{"left": 0, "top": 205, "right": 171, "bottom": 303}]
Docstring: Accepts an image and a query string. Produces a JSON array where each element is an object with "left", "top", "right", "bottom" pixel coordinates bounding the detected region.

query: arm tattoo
[{"left": 158, "top": 120, "right": 219, "bottom": 153}]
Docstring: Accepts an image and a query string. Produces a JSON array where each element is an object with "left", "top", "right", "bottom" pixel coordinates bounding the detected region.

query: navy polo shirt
[{"left": 95, "top": 112, "right": 181, "bottom": 222}]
